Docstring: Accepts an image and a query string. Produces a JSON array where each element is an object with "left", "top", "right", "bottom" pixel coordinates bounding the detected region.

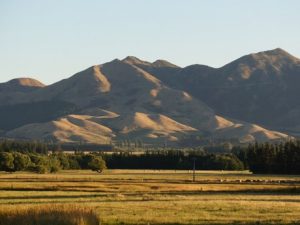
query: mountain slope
[
  {"left": 0, "top": 78, "right": 45, "bottom": 92},
  {"left": 0, "top": 78, "right": 46, "bottom": 106},
  {"left": 6, "top": 113, "right": 115, "bottom": 144},
  {"left": 142, "top": 48, "right": 300, "bottom": 135},
  {"left": 1, "top": 52, "right": 293, "bottom": 144}
]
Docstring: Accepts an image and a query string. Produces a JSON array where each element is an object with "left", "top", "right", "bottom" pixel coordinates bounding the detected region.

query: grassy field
[
  {"left": 0, "top": 169, "right": 300, "bottom": 225},
  {"left": 0, "top": 204, "right": 99, "bottom": 225}
]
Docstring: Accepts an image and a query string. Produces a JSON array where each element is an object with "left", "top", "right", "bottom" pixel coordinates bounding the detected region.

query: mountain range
[{"left": 1, "top": 48, "right": 298, "bottom": 145}]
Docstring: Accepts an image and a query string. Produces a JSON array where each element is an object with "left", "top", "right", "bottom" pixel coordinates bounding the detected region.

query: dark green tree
[
  {"left": 88, "top": 156, "right": 106, "bottom": 173},
  {"left": 13, "top": 153, "right": 30, "bottom": 171},
  {"left": 0, "top": 152, "right": 14, "bottom": 172}
]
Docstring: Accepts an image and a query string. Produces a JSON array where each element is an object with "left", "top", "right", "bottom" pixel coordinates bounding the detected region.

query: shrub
[
  {"left": 0, "top": 152, "right": 14, "bottom": 172},
  {"left": 49, "top": 156, "right": 61, "bottom": 173},
  {"left": 68, "top": 157, "right": 81, "bottom": 169},
  {"left": 88, "top": 156, "right": 107, "bottom": 173},
  {"left": 55, "top": 153, "right": 70, "bottom": 169},
  {"left": 28, "top": 164, "right": 48, "bottom": 174},
  {"left": 13, "top": 153, "right": 31, "bottom": 171}
]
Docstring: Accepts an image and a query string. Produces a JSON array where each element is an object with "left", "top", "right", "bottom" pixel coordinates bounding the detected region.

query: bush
[
  {"left": 213, "top": 154, "right": 244, "bottom": 170},
  {"left": 88, "top": 156, "right": 106, "bottom": 173},
  {"left": 28, "top": 154, "right": 50, "bottom": 174},
  {"left": 12, "top": 153, "right": 31, "bottom": 171},
  {"left": 55, "top": 153, "right": 70, "bottom": 169},
  {"left": 0, "top": 152, "right": 14, "bottom": 172},
  {"left": 28, "top": 164, "right": 48, "bottom": 174},
  {"left": 67, "top": 157, "right": 81, "bottom": 169},
  {"left": 49, "top": 157, "right": 61, "bottom": 173}
]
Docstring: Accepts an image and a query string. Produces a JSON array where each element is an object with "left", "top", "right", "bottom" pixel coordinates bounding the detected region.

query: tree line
[
  {"left": 0, "top": 140, "right": 49, "bottom": 154},
  {"left": 0, "top": 139, "right": 112, "bottom": 153},
  {"left": 0, "top": 151, "right": 106, "bottom": 174},
  {"left": 1, "top": 139, "right": 300, "bottom": 174},
  {"left": 233, "top": 140, "right": 300, "bottom": 174},
  {"left": 102, "top": 150, "right": 244, "bottom": 170}
]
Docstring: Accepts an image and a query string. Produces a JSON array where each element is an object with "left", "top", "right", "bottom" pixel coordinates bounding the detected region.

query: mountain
[
  {"left": 0, "top": 78, "right": 46, "bottom": 106},
  {"left": 0, "top": 51, "right": 293, "bottom": 145},
  {"left": 0, "top": 78, "right": 45, "bottom": 92},
  {"left": 140, "top": 48, "right": 300, "bottom": 136}
]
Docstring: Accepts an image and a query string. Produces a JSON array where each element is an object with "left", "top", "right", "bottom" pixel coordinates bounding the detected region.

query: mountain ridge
[
  {"left": 1, "top": 48, "right": 297, "bottom": 145},
  {"left": 134, "top": 48, "right": 300, "bottom": 136}
]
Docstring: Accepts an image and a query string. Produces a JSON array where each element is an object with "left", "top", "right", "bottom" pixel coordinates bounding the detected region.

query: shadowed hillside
[
  {"left": 141, "top": 48, "right": 300, "bottom": 136},
  {"left": 0, "top": 49, "right": 295, "bottom": 145}
]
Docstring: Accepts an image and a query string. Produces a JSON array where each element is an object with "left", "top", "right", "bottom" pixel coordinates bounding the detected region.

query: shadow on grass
[{"left": 0, "top": 186, "right": 300, "bottom": 194}]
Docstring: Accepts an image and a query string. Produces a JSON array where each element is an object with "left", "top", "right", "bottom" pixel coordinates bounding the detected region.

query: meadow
[{"left": 0, "top": 169, "right": 300, "bottom": 225}]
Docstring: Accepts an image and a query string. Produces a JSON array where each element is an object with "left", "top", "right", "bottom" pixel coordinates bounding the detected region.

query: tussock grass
[{"left": 0, "top": 204, "right": 100, "bottom": 225}]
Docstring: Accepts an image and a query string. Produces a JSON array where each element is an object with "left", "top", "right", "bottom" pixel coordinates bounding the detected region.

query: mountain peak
[
  {"left": 221, "top": 48, "right": 300, "bottom": 74},
  {"left": 271, "top": 47, "right": 287, "bottom": 54},
  {"left": 152, "top": 59, "right": 179, "bottom": 68},
  {"left": 7, "top": 78, "right": 45, "bottom": 88},
  {"left": 248, "top": 48, "right": 299, "bottom": 63},
  {"left": 0, "top": 78, "right": 45, "bottom": 92},
  {"left": 122, "top": 56, "right": 180, "bottom": 68},
  {"left": 122, "top": 56, "right": 150, "bottom": 66}
]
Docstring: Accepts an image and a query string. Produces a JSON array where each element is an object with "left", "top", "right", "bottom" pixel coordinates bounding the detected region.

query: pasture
[{"left": 0, "top": 170, "right": 300, "bottom": 225}]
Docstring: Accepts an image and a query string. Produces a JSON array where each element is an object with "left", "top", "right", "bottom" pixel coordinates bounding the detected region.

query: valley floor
[{"left": 0, "top": 170, "right": 300, "bottom": 225}]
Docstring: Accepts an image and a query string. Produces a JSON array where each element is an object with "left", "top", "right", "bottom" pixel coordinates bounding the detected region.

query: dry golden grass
[
  {"left": 0, "top": 170, "right": 300, "bottom": 224},
  {"left": 0, "top": 204, "right": 99, "bottom": 225},
  {"left": 11, "top": 78, "right": 45, "bottom": 87}
]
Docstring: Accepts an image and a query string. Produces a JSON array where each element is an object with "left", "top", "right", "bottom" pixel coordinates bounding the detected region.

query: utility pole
[{"left": 192, "top": 157, "right": 196, "bottom": 182}]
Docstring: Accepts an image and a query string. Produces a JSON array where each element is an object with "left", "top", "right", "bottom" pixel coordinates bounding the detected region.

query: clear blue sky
[{"left": 1, "top": 0, "right": 300, "bottom": 84}]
